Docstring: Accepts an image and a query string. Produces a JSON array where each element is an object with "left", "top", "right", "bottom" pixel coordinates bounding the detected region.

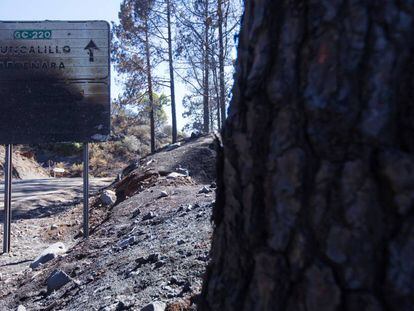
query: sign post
[
  {"left": 3, "top": 144, "right": 12, "bottom": 253},
  {"left": 0, "top": 21, "right": 110, "bottom": 251},
  {"left": 83, "top": 143, "right": 89, "bottom": 239}
]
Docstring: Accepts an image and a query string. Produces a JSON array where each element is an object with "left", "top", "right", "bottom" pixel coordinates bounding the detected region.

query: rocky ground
[{"left": 0, "top": 134, "right": 217, "bottom": 311}]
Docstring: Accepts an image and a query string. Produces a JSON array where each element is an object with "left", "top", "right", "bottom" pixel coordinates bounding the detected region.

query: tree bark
[
  {"left": 144, "top": 16, "right": 155, "bottom": 153},
  {"left": 166, "top": 0, "right": 178, "bottom": 143},
  {"left": 202, "top": 1, "right": 414, "bottom": 311},
  {"left": 217, "top": 0, "right": 226, "bottom": 128},
  {"left": 203, "top": 0, "right": 210, "bottom": 134}
]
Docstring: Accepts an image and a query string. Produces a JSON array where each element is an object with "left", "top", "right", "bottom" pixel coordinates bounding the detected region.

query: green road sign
[{"left": 14, "top": 30, "right": 52, "bottom": 40}]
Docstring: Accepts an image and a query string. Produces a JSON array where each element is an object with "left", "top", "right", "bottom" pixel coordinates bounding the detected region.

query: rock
[
  {"left": 50, "top": 224, "right": 58, "bottom": 230},
  {"left": 181, "top": 281, "right": 192, "bottom": 293},
  {"left": 132, "top": 208, "right": 141, "bottom": 219},
  {"left": 159, "top": 191, "right": 169, "bottom": 198},
  {"left": 210, "top": 181, "right": 217, "bottom": 188},
  {"left": 118, "top": 236, "right": 137, "bottom": 249},
  {"left": 154, "top": 260, "right": 166, "bottom": 269},
  {"left": 167, "top": 172, "right": 187, "bottom": 179},
  {"left": 147, "top": 253, "right": 160, "bottom": 263},
  {"left": 136, "top": 253, "right": 160, "bottom": 267},
  {"left": 169, "top": 276, "right": 185, "bottom": 286},
  {"left": 121, "top": 160, "right": 140, "bottom": 177},
  {"left": 190, "top": 131, "right": 201, "bottom": 139},
  {"left": 175, "top": 167, "right": 189, "bottom": 176},
  {"left": 47, "top": 270, "right": 72, "bottom": 292},
  {"left": 177, "top": 239, "right": 186, "bottom": 245},
  {"left": 100, "top": 190, "right": 117, "bottom": 206},
  {"left": 165, "top": 142, "right": 181, "bottom": 151},
  {"left": 30, "top": 242, "right": 66, "bottom": 269},
  {"left": 142, "top": 212, "right": 157, "bottom": 221},
  {"left": 17, "top": 305, "right": 26, "bottom": 311},
  {"left": 199, "top": 186, "right": 212, "bottom": 194},
  {"left": 141, "top": 301, "right": 166, "bottom": 311}
]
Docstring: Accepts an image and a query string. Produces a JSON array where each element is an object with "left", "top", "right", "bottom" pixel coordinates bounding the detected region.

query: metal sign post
[
  {"left": 83, "top": 143, "right": 89, "bottom": 239},
  {"left": 3, "top": 144, "right": 12, "bottom": 253}
]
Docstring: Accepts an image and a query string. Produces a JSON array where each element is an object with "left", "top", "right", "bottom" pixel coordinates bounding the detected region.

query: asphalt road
[{"left": 0, "top": 177, "right": 112, "bottom": 221}]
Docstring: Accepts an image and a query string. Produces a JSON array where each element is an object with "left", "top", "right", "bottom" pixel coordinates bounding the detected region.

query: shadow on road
[
  {"left": 0, "top": 177, "right": 111, "bottom": 222},
  {"left": 0, "top": 201, "right": 79, "bottom": 222}
]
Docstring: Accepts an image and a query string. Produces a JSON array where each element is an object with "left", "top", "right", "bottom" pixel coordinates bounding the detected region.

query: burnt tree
[{"left": 202, "top": 1, "right": 414, "bottom": 311}]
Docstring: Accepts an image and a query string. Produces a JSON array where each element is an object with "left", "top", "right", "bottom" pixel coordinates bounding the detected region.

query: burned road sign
[{"left": 0, "top": 21, "right": 110, "bottom": 144}]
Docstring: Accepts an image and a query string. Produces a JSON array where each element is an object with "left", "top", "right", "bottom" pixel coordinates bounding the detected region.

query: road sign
[{"left": 0, "top": 21, "right": 110, "bottom": 144}]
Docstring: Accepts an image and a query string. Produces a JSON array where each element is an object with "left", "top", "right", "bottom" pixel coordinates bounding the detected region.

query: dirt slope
[
  {"left": 0, "top": 134, "right": 217, "bottom": 311},
  {"left": 0, "top": 147, "right": 49, "bottom": 179}
]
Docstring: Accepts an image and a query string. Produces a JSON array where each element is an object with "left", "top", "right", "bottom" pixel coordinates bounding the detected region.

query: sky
[{"left": 0, "top": 0, "right": 187, "bottom": 130}]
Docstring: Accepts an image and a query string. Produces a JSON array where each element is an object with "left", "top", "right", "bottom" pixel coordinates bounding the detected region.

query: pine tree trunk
[
  {"left": 217, "top": 0, "right": 226, "bottom": 128},
  {"left": 203, "top": 0, "right": 210, "bottom": 134},
  {"left": 202, "top": 1, "right": 414, "bottom": 310},
  {"left": 167, "top": 0, "right": 177, "bottom": 143},
  {"left": 144, "top": 17, "right": 155, "bottom": 153}
]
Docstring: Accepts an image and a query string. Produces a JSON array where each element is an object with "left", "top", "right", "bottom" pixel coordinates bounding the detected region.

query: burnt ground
[{"left": 0, "top": 134, "right": 218, "bottom": 311}]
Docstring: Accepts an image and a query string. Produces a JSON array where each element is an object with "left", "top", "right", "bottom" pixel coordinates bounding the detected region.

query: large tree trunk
[
  {"left": 144, "top": 16, "right": 155, "bottom": 153},
  {"left": 202, "top": 1, "right": 414, "bottom": 311},
  {"left": 203, "top": 0, "right": 210, "bottom": 134},
  {"left": 217, "top": 0, "right": 226, "bottom": 128},
  {"left": 166, "top": 0, "right": 178, "bottom": 143}
]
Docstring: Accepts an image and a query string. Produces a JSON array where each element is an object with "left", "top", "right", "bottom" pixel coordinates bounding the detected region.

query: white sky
[{"left": 0, "top": 0, "right": 187, "bottom": 130}]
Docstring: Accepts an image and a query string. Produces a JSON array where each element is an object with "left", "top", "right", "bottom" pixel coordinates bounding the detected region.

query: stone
[
  {"left": 169, "top": 276, "right": 185, "bottom": 286},
  {"left": 142, "top": 212, "right": 157, "bottom": 221},
  {"left": 132, "top": 208, "right": 141, "bottom": 218},
  {"left": 159, "top": 191, "right": 169, "bottom": 198},
  {"left": 210, "top": 181, "right": 217, "bottom": 188},
  {"left": 121, "top": 160, "right": 140, "bottom": 177},
  {"left": 177, "top": 239, "right": 186, "bottom": 245},
  {"left": 165, "top": 142, "right": 181, "bottom": 151},
  {"left": 141, "top": 301, "right": 166, "bottom": 311},
  {"left": 136, "top": 253, "right": 160, "bottom": 267},
  {"left": 47, "top": 270, "right": 72, "bottom": 292},
  {"left": 100, "top": 190, "right": 117, "bottom": 206},
  {"left": 190, "top": 131, "right": 201, "bottom": 139},
  {"left": 147, "top": 253, "right": 160, "bottom": 263},
  {"left": 118, "top": 236, "right": 137, "bottom": 249},
  {"left": 50, "top": 224, "right": 58, "bottom": 230},
  {"left": 175, "top": 167, "right": 189, "bottom": 176},
  {"left": 167, "top": 172, "right": 187, "bottom": 179},
  {"left": 154, "top": 260, "right": 166, "bottom": 269},
  {"left": 199, "top": 186, "right": 212, "bottom": 194},
  {"left": 17, "top": 305, "right": 26, "bottom": 311},
  {"left": 30, "top": 242, "right": 66, "bottom": 269}
]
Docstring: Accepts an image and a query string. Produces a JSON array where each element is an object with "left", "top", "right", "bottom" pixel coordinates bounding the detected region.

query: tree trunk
[
  {"left": 202, "top": 1, "right": 414, "bottom": 311},
  {"left": 203, "top": 0, "right": 210, "bottom": 134},
  {"left": 217, "top": 0, "right": 226, "bottom": 128},
  {"left": 144, "top": 17, "right": 155, "bottom": 153},
  {"left": 166, "top": 0, "right": 178, "bottom": 143}
]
